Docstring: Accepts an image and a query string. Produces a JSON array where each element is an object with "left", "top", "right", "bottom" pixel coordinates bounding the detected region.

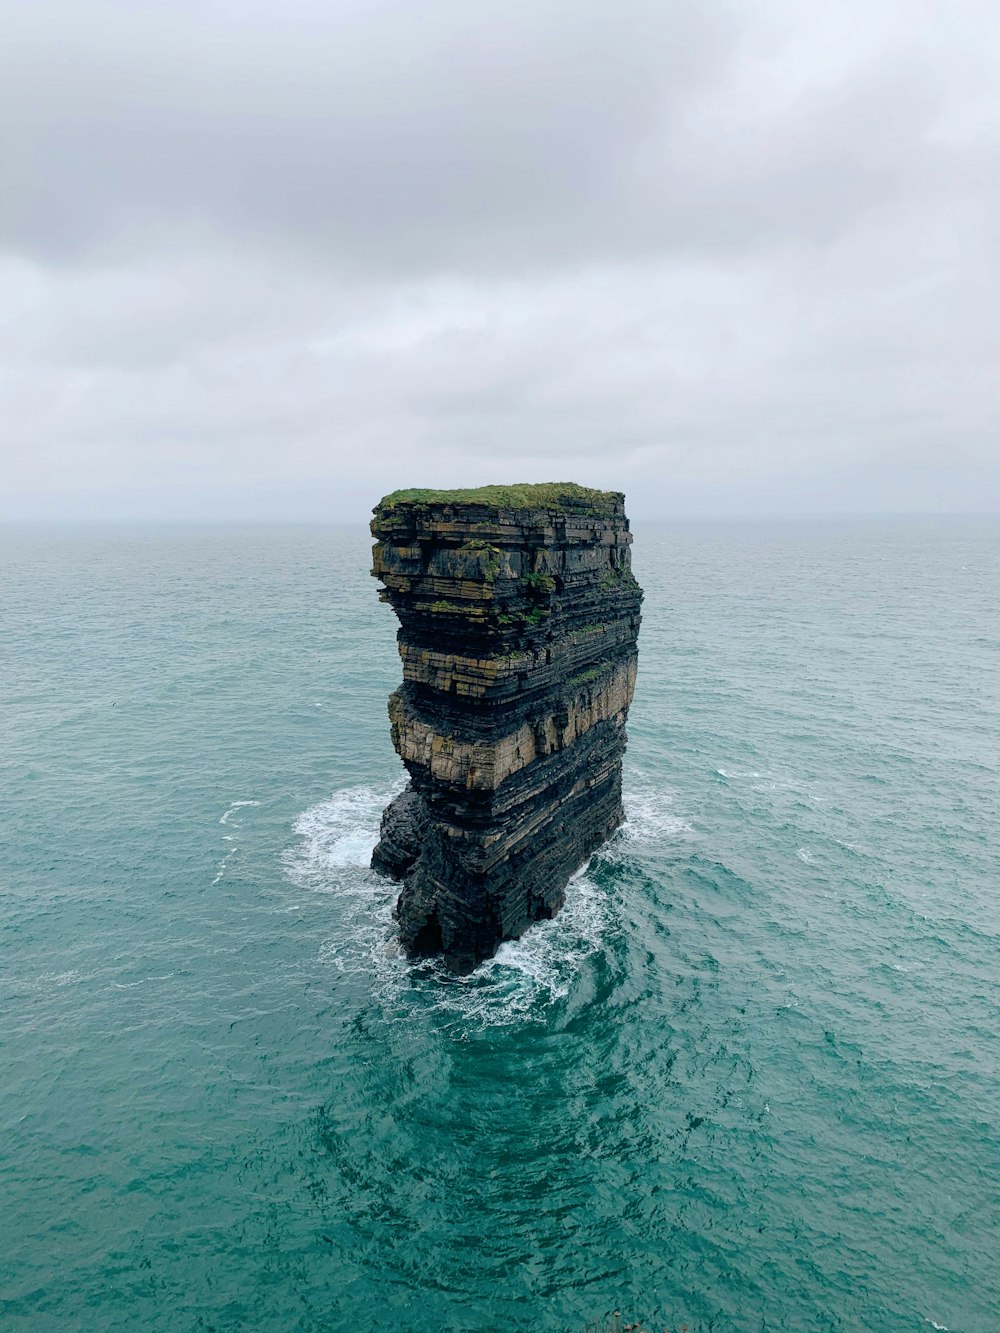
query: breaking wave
[{"left": 282, "top": 770, "right": 691, "bottom": 1029}]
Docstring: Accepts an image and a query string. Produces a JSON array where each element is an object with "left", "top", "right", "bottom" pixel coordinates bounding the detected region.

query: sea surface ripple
[{"left": 1, "top": 518, "right": 998, "bottom": 1332}]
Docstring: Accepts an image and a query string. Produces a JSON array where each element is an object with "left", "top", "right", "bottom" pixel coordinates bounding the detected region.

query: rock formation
[{"left": 370, "top": 482, "right": 642, "bottom": 973}]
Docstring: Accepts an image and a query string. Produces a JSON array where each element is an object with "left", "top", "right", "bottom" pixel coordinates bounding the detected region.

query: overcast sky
[{"left": 2, "top": 0, "right": 998, "bottom": 520}]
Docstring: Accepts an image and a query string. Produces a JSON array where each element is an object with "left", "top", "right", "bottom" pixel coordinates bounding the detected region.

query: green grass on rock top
[{"left": 376, "top": 482, "right": 622, "bottom": 514}]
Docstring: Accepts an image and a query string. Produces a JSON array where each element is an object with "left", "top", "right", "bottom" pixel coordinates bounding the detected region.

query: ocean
[{"left": 2, "top": 517, "right": 998, "bottom": 1332}]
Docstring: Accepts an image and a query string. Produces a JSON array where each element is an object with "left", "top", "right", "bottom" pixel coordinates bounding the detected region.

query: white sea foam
[
  {"left": 283, "top": 779, "right": 615, "bottom": 1028},
  {"left": 220, "top": 799, "right": 259, "bottom": 826},
  {"left": 112, "top": 972, "right": 177, "bottom": 990},
  {"left": 213, "top": 799, "right": 260, "bottom": 883},
  {"left": 283, "top": 769, "right": 697, "bottom": 1026},
  {"left": 618, "top": 771, "right": 694, "bottom": 846},
  {"left": 288, "top": 779, "right": 404, "bottom": 879},
  {"left": 717, "top": 765, "right": 828, "bottom": 803}
]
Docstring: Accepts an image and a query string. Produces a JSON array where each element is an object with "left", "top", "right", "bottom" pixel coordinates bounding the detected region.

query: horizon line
[{"left": 2, "top": 509, "right": 999, "bottom": 527}]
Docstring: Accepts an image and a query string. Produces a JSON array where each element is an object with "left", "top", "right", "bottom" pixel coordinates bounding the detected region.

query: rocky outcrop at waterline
[{"left": 370, "top": 483, "right": 642, "bottom": 973}]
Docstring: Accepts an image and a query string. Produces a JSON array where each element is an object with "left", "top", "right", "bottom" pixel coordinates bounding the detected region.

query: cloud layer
[{"left": 3, "top": 0, "right": 998, "bottom": 517}]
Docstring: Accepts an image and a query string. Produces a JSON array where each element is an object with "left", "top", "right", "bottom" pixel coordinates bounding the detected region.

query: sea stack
[{"left": 370, "top": 483, "right": 642, "bottom": 973}]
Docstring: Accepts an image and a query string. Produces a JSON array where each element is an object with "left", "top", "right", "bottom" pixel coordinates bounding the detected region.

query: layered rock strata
[{"left": 370, "top": 483, "right": 642, "bottom": 973}]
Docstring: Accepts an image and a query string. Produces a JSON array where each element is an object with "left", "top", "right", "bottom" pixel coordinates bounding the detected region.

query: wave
[
  {"left": 288, "top": 779, "right": 404, "bottom": 874},
  {"left": 283, "top": 780, "right": 609, "bottom": 1027},
  {"left": 284, "top": 770, "right": 691, "bottom": 1028}
]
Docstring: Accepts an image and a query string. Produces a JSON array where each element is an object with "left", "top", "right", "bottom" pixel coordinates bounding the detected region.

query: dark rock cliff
[{"left": 370, "top": 482, "right": 642, "bottom": 973}]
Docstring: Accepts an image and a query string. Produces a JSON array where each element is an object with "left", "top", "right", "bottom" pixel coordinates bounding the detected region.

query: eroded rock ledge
[{"left": 370, "top": 482, "right": 642, "bottom": 973}]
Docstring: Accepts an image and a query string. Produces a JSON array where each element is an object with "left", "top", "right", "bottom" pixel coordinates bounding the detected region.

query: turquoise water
[{"left": 2, "top": 518, "right": 998, "bottom": 1333}]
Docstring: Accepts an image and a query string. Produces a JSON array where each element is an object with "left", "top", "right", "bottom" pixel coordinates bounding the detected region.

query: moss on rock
[{"left": 376, "top": 482, "right": 622, "bottom": 515}]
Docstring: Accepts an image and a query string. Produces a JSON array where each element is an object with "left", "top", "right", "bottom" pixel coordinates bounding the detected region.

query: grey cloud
[
  {"left": 3, "top": 0, "right": 977, "bottom": 271},
  {"left": 3, "top": 0, "right": 727, "bottom": 268},
  {"left": 1, "top": 0, "right": 999, "bottom": 518}
]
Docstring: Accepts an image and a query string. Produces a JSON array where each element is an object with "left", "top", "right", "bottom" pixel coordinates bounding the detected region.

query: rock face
[{"left": 370, "top": 482, "right": 642, "bottom": 973}]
